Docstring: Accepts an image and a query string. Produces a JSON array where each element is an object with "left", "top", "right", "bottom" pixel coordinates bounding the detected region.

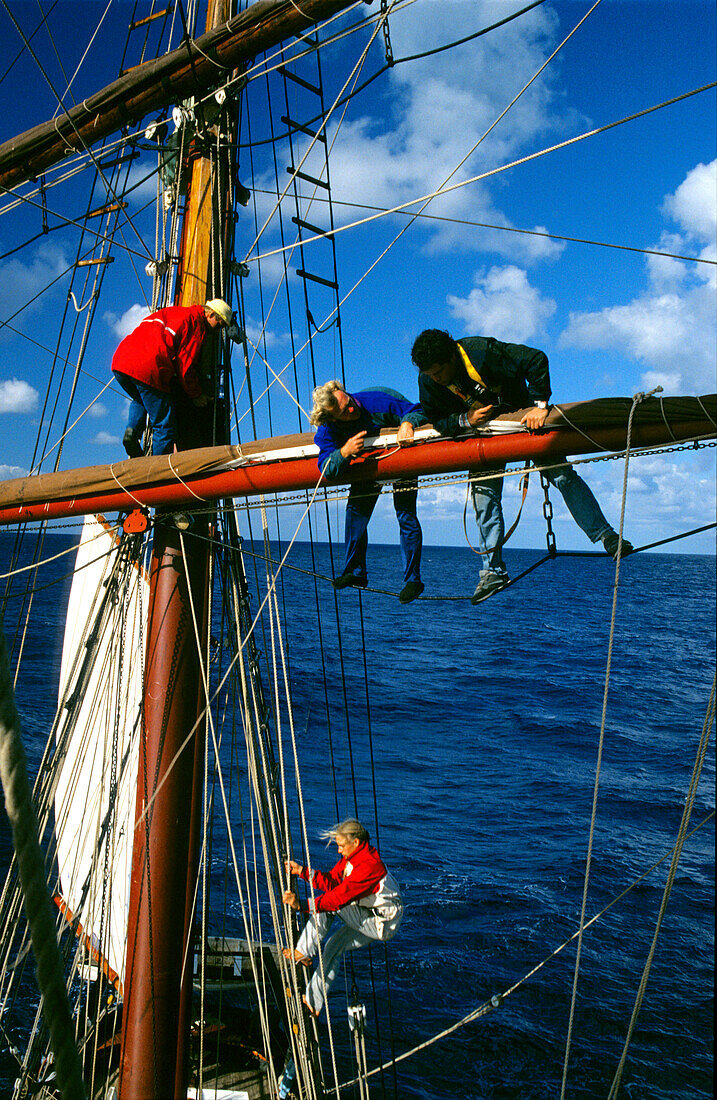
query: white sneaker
[{"left": 471, "top": 572, "right": 509, "bottom": 605}]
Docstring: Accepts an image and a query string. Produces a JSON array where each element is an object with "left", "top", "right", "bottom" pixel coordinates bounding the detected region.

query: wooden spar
[
  {"left": 118, "top": 1, "right": 230, "bottom": 1095},
  {"left": 0, "top": 413, "right": 713, "bottom": 526},
  {"left": 0, "top": 0, "right": 359, "bottom": 193}
]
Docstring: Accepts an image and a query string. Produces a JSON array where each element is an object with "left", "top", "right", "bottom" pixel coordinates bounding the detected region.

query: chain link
[
  {"left": 380, "top": 0, "right": 394, "bottom": 66},
  {"left": 539, "top": 473, "right": 557, "bottom": 558}
]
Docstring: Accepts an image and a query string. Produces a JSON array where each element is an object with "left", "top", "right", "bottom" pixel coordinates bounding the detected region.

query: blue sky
[{"left": 0, "top": 0, "right": 715, "bottom": 553}]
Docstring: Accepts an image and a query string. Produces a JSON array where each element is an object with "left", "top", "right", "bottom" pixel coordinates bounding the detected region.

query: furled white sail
[{"left": 54, "top": 515, "right": 148, "bottom": 990}]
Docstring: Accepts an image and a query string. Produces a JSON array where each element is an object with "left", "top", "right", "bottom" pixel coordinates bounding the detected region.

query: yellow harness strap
[
  {"left": 449, "top": 343, "right": 502, "bottom": 404},
  {"left": 457, "top": 343, "right": 486, "bottom": 388}
]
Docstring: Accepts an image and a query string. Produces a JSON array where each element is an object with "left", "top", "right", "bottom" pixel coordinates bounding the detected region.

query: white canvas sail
[{"left": 54, "top": 515, "right": 148, "bottom": 989}]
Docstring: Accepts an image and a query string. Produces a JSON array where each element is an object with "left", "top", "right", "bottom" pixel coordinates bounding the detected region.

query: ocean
[{"left": 1, "top": 532, "right": 714, "bottom": 1098}]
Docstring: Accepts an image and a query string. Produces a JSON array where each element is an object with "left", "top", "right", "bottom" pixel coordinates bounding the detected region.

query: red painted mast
[
  {"left": 118, "top": 527, "right": 207, "bottom": 1098},
  {"left": 118, "top": 2, "right": 231, "bottom": 1095}
]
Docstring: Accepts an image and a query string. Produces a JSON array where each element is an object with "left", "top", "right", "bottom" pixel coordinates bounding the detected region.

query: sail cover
[
  {"left": 0, "top": 394, "right": 714, "bottom": 517},
  {"left": 54, "top": 515, "right": 148, "bottom": 989}
]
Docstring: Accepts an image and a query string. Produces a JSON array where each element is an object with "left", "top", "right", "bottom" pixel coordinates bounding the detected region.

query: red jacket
[
  {"left": 111, "top": 304, "right": 207, "bottom": 398},
  {"left": 300, "top": 841, "right": 387, "bottom": 913}
]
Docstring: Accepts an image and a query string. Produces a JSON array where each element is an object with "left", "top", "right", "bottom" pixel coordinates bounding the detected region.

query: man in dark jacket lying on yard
[{"left": 411, "top": 328, "right": 632, "bottom": 604}]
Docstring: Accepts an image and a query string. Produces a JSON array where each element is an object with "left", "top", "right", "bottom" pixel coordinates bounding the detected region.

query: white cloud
[
  {"left": 559, "top": 160, "right": 717, "bottom": 393},
  {"left": 662, "top": 160, "right": 717, "bottom": 242},
  {"left": 93, "top": 431, "right": 119, "bottom": 445},
  {"left": 259, "top": 1, "right": 573, "bottom": 265},
  {"left": 126, "top": 158, "right": 164, "bottom": 206},
  {"left": 0, "top": 378, "right": 39, "bottom": 413},
  {"left": 0, "top": 464, "right": 28, "bottom": 480},
  {"left": 641, "top": 370, "right": 681, "bottom": 394},
  {"left": 104, "top": 303, "right": 150, "bottom": 341},
  {"left": 88, "top": 401, "right": 108, "bottom": 419},
  {"left": 447, "top": 265, "right": 556, "bottom": 342},
  {"left": 244, "top": 317, "right": 285, "bottom": 352},
  {"left": 0, "top": 243, "right": 68, "bottom": 331}
]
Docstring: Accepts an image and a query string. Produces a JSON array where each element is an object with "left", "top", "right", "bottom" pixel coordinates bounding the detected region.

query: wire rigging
[{"left": 251, "top": 80, "right": 717, "bottom": 266}]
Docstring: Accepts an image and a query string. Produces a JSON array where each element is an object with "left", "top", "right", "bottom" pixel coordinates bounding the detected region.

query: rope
[
  {"left": 178, "top": 528, "right": 287, "bottom": 1095},
  {"left": 267, "top": 581, "right": 325, "bottom": 1100},
  {"left": 244, "top": 12, "right": 387, "bottom": 264},
  {"left": 462, "top": 470, "right": 530, "bottom": 557},
  {"left": 607, "top": 676, "right": 716, "bottom": 1098},
  {"left": 0, "top": 621, "right": 86, "bottom": 1099},
  {"left": 281, "top": 190, "right": 715, "bottom": 268},
  {"left": 107, "top": 463, "right": 151, "bottom": 509},
  {"left": 134, "top": 475, "right": 327, "bottom": 849},
  {"left": 244, "top": 0, "right": 606, "bottom": 391},
  {"left": 166, "top": 453, "right": 209, "bottom": 502},
  {"left": 336, "top": 809, "right": 715, "bottom": 1089},
  {"left": 0, "top": 524, "right": 116, "bottom": 580},
  {"left": 560, "top": 387, "right": 655, "bottom": 1097},
  {"left": 253, "top": 81, "right": 717, "bottom": 266}
]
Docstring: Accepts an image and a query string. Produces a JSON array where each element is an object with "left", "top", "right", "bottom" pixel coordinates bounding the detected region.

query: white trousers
[{"left": 297, "top": 903, "right": 398, "bottom": 1015}]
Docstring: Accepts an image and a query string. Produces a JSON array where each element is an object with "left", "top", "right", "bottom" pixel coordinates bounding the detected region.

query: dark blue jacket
[
  {"left": 315, "top": 388, "right": 425, "bottom": 480},
  {"left": 418, "top": 336, "right": 551, "bottom": 438}
]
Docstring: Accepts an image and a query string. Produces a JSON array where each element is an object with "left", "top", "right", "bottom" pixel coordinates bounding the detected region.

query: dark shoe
[
  {"left": 398, "top": 581, "right": 424, "bottom": 604},
  {"left": 332, "top": 573, "right": 368, "bottom": 590},
  {"left": 470, "top": 572, "right": 509, "bottom": 605},
  {"left": 602, "top": 531, "right": 634, "bottom": 559},
  {"left": 123, "top": 427, "right": 143, "bottom": 458}
]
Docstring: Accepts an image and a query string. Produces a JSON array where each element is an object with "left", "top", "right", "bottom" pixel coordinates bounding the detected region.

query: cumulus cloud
[
  {"left": 0, "top": 243, "right": 69, "bottom": 331},
  {"left": 662, "top": 160, "right": 717, "bottom": 242},
  {"left": 593, "top": 453, "right": 716, "bottom": 533},
  {"left": 244, "top": 317, "right": 286, "bottom": 352},
  {"left": 0, "top": 464, "right": 29, "bottom": 480},
  {"left": 88, "top": 401, "right": 108, "bottom": 419},
  {"left": 559, "top": 160, "right": 717, "bottom": 393},
  {"left": 447, "top": 265, "right": 556, "bottom": 342},
  {"left": 0, "top": 378, "right": 39, "bottom": 414},
  {"left": 93, "top": 431, "right": 119, "bottom": 445},
  {"left": 126, "top": 158, "right": 165, "bottom": 206},
  {"left": 256, "top": 1, "right": 573, "bottom": 266},
  {"left": 104, "top": 303, "right": 150, "bottom": 341}
]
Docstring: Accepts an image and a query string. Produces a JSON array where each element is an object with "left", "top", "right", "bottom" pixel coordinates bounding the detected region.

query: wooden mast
[{"left": 118, "top": 3, "right": 234, "bottom": 1096}]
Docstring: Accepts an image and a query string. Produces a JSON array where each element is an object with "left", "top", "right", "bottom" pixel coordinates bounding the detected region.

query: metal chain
[
  {"left": 539, "top": 473, "right": 557, "bottom": 558},
  {"left": 380, "top": 0, "right": 394, "bottom": 67}
]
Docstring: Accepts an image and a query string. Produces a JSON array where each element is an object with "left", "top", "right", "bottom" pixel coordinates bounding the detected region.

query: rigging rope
[
  {"left": 560, "top": 387, "right": 657, "bottom": 1097},
  {"left": 253, "top": 80, "right": 717, "bottom": 266},
  {"left": 179, "top": 525, "right": 291, "bottom": 1096},
  {"left": 0, "top": 622, "right": 86, "bottom": 1100},
  {"left": 607, "top": 676, "right": 716, "bottom": 1098},
  {"left": 262, "top": 190, "right": 716, "bottom": 268},
  {"left": 336, "top": 809, "right": 715, "bottom": 1089}
]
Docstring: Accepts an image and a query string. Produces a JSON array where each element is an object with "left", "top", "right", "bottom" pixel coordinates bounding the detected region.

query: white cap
[{"left": 205, "top": 298, "right": 232, "bottom": 325}]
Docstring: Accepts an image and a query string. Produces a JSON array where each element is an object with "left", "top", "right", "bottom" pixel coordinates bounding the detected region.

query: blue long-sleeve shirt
[{"left": 314, "top": 388, "right": 426, "bottom": 480}]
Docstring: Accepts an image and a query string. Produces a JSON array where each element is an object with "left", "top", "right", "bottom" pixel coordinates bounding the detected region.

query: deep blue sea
[{"left": 1, "top": 533, "right": 714, "bottom": 1098}]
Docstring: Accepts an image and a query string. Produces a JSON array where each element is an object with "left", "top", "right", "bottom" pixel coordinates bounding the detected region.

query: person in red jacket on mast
[
  {"left": 282, "top": 818, "right": 403, "bottom": 1018},
  {"left": 111, "top": 298, "right": 232, "bottom": 456}
]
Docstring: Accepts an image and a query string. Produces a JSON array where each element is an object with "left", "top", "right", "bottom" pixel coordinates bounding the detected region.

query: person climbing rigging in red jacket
[
  {"left": 282, "top": 818, "right": 403, "bottom": 1017},
  {"left": 278, "top": 818, "right": 403, "bottom": 1097},
  {"left": 111, "top": 298, "right": 232, "bottom": 456}
]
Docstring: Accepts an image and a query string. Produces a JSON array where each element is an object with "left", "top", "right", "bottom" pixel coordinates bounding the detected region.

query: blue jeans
[
  {"left": 471, "top": 459, "right": 613, "bottom": 576},
  {"left": 113, "top": 371, "right": 176, "bottom": 455},
  {"left": 343, "top": 479, "right": 422, "bottom": 583}
]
